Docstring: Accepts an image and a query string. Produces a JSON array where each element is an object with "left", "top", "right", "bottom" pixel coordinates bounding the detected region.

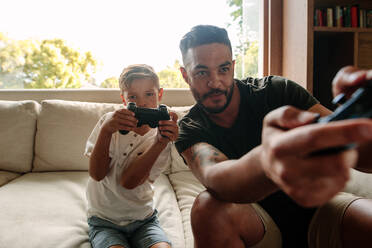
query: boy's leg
[
  {"left": 130, "top": 210, "right": 172, "bottom": 248},
  {"left": 308, "top": 192, "right": 372, "bottom": 248},
  {"left": 191, "top": 191, "right": 282, "bottom": 248},
  {"left": 88, "top": 216, "right": 130, "bottom": 248}
]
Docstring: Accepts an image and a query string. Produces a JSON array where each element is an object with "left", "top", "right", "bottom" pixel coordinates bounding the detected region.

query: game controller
[
  {"left": 119, "top": 102, "right": 170, "bottom": 135},
  {"left": 312, "top": 80, "right": 372, "bottom": 155}
]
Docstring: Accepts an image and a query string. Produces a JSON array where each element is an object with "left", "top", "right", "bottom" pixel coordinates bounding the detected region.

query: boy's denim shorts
[{"left": 88, "top": 210, "right": 171, "bottom": 248}]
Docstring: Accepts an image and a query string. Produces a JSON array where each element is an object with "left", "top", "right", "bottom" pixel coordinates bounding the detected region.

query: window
[{"left": 0, "top": 0, "right": 261, "bottom": 89}]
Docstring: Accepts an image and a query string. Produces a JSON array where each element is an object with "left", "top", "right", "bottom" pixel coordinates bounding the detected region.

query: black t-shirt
[{"left": 175, "top": 76, "right": 319, "bottom": 247}]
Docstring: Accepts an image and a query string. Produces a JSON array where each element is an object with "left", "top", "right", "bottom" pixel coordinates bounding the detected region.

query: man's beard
[{"left": 192, "top": 82, "right": 234, "bottom": 114}]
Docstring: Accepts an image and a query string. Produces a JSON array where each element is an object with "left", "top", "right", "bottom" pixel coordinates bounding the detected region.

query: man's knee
[{"left": 191, "top": 191, "right": 226, "bottom": 228}]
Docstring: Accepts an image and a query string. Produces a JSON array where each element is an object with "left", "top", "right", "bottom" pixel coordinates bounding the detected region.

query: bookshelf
[{"left": 282, "top": 0, "right": 372, "bottom": 110}]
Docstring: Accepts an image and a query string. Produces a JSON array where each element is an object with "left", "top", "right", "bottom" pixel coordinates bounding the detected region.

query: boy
[{"left": 85, "top": 64, "right": 178, "bottom": 248}]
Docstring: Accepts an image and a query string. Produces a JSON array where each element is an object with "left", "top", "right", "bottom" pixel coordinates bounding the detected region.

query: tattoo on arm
[{"left": 190, "top": 144, "right": 227, "bottom": 167}]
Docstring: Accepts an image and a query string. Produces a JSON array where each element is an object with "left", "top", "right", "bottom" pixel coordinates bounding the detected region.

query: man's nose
[{"left": 207, "top": 72, "right": 222, "bottom": 88}]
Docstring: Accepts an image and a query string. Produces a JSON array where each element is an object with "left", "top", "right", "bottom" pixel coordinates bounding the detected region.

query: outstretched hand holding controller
[
  {"left": 312, "top": 77, "right": 372, "bottom": 154},
  {"left": 260, "top": 66, "right": 372, "bottom": 207}
]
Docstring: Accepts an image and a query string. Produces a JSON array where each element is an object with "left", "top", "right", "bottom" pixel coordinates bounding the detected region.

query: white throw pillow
[
  {"left": 0, "top": 100, "right": 40, "bottom": 173},
  {"left": 33, "top": 100, "right": 121, "bottom": 171}
]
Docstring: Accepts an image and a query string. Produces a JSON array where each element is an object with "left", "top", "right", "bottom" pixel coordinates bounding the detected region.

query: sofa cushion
[
  {"left": 154, "top": 174, "right": 185, "bottom": 248},
  {"left": 0, "top": 172, "right": 184, "bottom": 248},
  {"left": 169, "top": 106, "right": 192, "bottom": 173},
  {"left": 0, "top": 171, "right": 20, "bottom": 187},
  {"left": 0, "top": 100, "right": 40, "bottom": 173},
  {"left": 344, "top": 169, "right": 372, "bottom": 199},
  {"left": 33, "top": 100, "right": 121, "bottom": 171},
  {"left": 169, "top": 171, "right": 206, "bottom": 248}
]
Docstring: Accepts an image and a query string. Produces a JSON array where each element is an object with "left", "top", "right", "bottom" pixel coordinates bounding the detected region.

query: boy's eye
[
  {"left": 128, "top": 95, "right": 136, "bottom": 100},
  {"left": 146, "top": 92, "right": 155, "bottom": 97}
]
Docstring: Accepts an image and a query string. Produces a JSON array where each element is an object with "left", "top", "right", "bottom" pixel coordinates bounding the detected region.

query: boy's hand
[
  {"left": 156, "top": 111, "right": 179, "bottom": 145},
  {"left": 102, "top": 108, "right": 138, "bottom": 134}
]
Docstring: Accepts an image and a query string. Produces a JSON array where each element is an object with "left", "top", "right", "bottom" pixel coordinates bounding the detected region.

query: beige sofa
[{"left": 0, "top": 89, "right": 371, "bottom": 248}]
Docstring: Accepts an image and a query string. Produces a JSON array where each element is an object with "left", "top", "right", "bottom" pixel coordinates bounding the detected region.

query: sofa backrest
[
  {"left": 33, "top": 100, "right": 121, "bottom": 172},
  {"left": 32, "top": 100, "right": 193, "bottom": 173},
  {"left": 0, "top": 100, "right": 40, "bottom": 173}
]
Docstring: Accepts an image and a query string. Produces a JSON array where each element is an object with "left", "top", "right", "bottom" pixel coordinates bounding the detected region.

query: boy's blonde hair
[{"left": 119, "top": 64, "right": 160, "bottom": 91}]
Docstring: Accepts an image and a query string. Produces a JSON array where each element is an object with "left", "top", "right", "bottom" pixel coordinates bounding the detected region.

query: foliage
[
  {"left": 227, "top": 0, "right": 259, "bottom": 78},
  {"left": 100, "top": 76, "right": 119, "bottom": 88},
  {"left": 227, "top": 0, "right": 243, "bottom": 30},
  {"left": 158, "top": 60, "right": 188, "bottom": 88},
  {"left": 0, "top": 33, "right": 98, "bottom": 89},
  {"left": 234, "top": 40, "right": 258, "bottom": 79}
]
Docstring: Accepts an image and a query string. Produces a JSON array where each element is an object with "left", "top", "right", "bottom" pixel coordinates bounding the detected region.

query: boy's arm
[
  {"left": 89, "top": 129, "right": 113, "bottom": 181},
  {"left": 120, "top": 111, "right": 178, "bottom": 189},
  {"left": 89, "top": 109, "right": 138, "bottom": 181},
  {"left": 120, "top": 141, "right": 168, "bottom": 189}
]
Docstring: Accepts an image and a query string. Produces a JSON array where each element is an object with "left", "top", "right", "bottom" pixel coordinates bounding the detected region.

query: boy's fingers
[{"left": 169, "top": 111, "right": 178, "bottom": 122}]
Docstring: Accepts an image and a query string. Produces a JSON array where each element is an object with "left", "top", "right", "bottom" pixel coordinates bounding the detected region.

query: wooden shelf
[{"left": 282, "top": 0, "right": 372, "bottom": 110}]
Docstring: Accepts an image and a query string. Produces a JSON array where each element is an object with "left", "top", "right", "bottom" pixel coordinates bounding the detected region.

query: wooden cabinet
[{"left": 282, "top": 0, "right": 372, "bottom": 109}]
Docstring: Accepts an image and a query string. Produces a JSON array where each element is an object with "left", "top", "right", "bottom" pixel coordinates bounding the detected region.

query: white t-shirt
[{"left": 85, "top": 112, "right": 171, "bottom": 226}]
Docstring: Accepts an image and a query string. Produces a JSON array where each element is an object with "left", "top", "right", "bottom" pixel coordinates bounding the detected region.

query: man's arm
[{"left": 181, "top": 142, "right": 277, "bottom": 203}]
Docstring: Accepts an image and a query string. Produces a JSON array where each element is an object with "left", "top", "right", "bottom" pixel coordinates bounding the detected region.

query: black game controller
[
  {"left": 312, "top": 80, "right": 372, "bottom": 155},
  {"left": 119, "top": 102, "right": 170, "bottom": 135}
]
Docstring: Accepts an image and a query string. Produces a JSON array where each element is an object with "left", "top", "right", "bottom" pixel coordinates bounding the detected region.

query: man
[{"left": 175, "top": 25, "right": 372, "bottom": 247}]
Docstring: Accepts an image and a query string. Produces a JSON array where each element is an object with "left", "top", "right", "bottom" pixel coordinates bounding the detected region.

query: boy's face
[{"left": 122, "top": 78, "right": 163, "bottom": 108}]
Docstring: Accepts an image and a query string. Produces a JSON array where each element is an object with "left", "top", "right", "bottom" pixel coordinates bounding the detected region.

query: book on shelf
[
  {"left": 327, "top": 8, "right": 333, "bottom": 27},
  {"left": 368, "top": 10, "right": 372, "bottom": 28},
  {"left": 335, "top": 6, "right": 343, "bottom": 27},
  {"left": 344, "top": 6, "right": 351, "bottom": 27},
  {"left": 360, "top": 9, "right": 366, "bottom": 28},
  {"left": 351, "top": 5, "right": 358, "bottom": 27},
  {"left": 314, "top": 5, "right": 372, "bottom": 28}
]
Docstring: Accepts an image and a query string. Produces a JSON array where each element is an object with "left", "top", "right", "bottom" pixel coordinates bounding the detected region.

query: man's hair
[
  {"left": 118, "top": 64, "right": 159, "bottom": 91},
  {"left": 179, "top": 25, "right": 232, "bottom": 64}
]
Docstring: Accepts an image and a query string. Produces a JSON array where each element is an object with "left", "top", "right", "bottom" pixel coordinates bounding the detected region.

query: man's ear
[
  {"left": 120, "top": 94, "right": 127, "bottom": 106},
  {"left": 180, "top": 67, "right": 190, "bottom": 85},
  {"left": 158, "top": 88, "right": 164, "bottom": 102}
]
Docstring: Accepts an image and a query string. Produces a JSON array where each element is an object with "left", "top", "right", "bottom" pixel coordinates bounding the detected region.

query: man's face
[{"left": 181, "top": 43, "right": 235, "bottom": 114}]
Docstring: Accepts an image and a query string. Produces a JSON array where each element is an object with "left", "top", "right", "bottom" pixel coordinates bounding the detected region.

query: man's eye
[
  {"left": 196, "top": 71, "right": 207, "bottom": 77},
  {"left": 220, "top": 67, "right": 229, "bottom": 73}
]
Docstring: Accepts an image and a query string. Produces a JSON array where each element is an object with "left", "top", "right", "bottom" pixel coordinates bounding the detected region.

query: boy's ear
[
  {"left": 158, "top": 88, "right": 164, "bottom": 101},
  {"left": 120, "top": 94, "right": 127, "bottom": 106}
]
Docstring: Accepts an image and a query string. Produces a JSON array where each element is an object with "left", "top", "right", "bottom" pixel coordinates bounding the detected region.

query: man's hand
[
  {"left": 156, "top": 111, "right": 179, "bottom": 144},
  {"left": 101, "top": 108, "right": 138, "bottom": 134},
  {"left": 332, "top": 66, "right": 372, "bottom": 98},
  {"left": 260, "top": 106, "right": 372, "bottom": 207},
  {"left": 332, "top": 66, "right": 372, "bottom": 172}
]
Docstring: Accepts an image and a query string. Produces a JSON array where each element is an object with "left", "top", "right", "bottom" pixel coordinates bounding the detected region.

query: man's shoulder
[{"left": 238, "top": 75, "right": 290, "bottom": 89}]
